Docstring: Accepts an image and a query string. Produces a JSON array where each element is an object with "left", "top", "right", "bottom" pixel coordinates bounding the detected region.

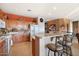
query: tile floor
[
  {"left": 9, "top": 42, "right": 32, "bottom": 56},
  {"left": 9, "top": 37, "right": 79, "bottom": 56}
]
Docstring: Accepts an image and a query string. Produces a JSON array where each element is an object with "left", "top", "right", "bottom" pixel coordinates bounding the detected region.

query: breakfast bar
[{"left": 32, "top": 32, "right": 73, "bottom": 56}]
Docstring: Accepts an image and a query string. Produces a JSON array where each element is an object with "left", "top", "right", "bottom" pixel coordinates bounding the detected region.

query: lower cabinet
[
  {"left": 32, "top": 36, "right": 39, "bottom": 56},
  {"left": 12, "top": 33, "right": 30, "bottom": 44},
  {"left": 0, "top": 40, "right": 5, "bottom": 56},
  {"left": 32, "top": 36, "right": 51, "bottom": 56}
]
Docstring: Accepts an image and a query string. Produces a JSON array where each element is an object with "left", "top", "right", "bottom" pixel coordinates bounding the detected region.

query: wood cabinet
[
  {"left": 0, "top": 10, "right": 5, "bottom": 18},
  {"left": 12, "top": 32, "right": 30, "bottom": 44},
  {"left": 6, "top": 17, "right": 34, "bottom": 30},
  {"left": 0, "top": 10, "right": 37, "bottom": 29},
  {"left": 32, "top": 36, "right": 39, "bottom": 56},
  {"left": 0, "top": 40, "right": 5, "bottom": 56}
]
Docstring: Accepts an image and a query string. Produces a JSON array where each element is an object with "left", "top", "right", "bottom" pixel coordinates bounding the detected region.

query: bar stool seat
[
  {"left": 58, "top": 40, "right": 72, "bottom": 46},
  {"left": 46, "top": 43, "right": 63, "bottom": 56},
  {"left": 57, "top": 35, "right": 73, "bottom": 56},
  {"left": 46, "top": 43, "right": 63, "bottom": 51}
]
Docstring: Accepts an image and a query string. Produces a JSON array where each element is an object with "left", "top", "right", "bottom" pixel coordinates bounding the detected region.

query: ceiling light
[{"left": 27, "top": 9, "right": 32, "bottom": 11}]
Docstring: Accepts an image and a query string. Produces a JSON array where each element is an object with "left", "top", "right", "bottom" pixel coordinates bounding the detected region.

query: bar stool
[
  {"left": 64, "top": 34, "right": 73, "bottom": 56},
  {"left": 46, "top": 36, "right": 63, "bottom": 56},
  {"left": 58, "top": 34, "right": 73, "bottom": 56}
]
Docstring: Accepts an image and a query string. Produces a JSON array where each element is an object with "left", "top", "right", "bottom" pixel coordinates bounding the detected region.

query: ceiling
[{"left": 0, "top": 3, "right": 79, "bottom": 21}]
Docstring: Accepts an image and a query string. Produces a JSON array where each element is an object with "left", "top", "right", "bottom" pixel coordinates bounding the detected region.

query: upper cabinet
[{"left": 0, "top": 10, "right": 37, "bottom": 30}]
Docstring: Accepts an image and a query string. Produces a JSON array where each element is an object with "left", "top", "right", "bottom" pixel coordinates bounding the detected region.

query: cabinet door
[
  {"left": 12, "top": 33, "right": 30, "bottom": 44},
  {"left": 0, "top": 40, "right": 5, "bottom": 56},
  {"left": 32, "top": 36, "right": 39, "bottom": 56}
]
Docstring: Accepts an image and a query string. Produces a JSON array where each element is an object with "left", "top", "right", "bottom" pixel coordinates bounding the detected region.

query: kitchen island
[{"left": 32, "top": 32, "right": 72, "bottom": 56}]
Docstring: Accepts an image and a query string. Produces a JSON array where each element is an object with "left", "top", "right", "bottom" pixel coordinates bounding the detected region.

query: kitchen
[
  {"left": 0, "top": 3, "right": 79, "bottom": 56},
  {"left": 0, "top": 9, "right": 37, "bottom": 56}
]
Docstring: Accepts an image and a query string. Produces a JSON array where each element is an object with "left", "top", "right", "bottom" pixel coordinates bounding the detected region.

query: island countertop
[{"left": 34, "top": 32, "right": 71, "bottom": 38}]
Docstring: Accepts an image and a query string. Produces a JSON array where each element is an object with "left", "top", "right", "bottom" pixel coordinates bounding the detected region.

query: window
[{"left": 0, "top": 19, "right": 5, "bottom": 28}]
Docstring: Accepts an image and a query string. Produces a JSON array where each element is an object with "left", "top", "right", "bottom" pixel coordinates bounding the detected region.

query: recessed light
[{"left": 27, "top": 9, "right": 32, "bottom": 11}]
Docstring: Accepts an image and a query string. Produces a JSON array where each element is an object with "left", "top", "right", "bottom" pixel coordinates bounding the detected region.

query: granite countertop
[{"left": 35, "top": 32, "right": 70, "bottom": 38}]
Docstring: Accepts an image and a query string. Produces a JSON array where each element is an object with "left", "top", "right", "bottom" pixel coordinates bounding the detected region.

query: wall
[
  {"left": 47, "top": 19, "right": 59, "bottom": 32},
  {"left": 58, "top": 18, "right": 70, "bottom": 32},
  {"left": 73, "top": 21, "right": 79, "bottom": 33},
  {"left": 46, "top": 18, "right": 70, "bottom": 33}
]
